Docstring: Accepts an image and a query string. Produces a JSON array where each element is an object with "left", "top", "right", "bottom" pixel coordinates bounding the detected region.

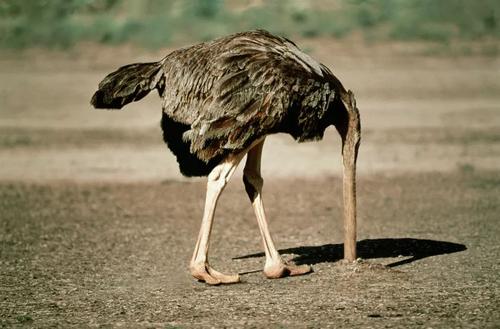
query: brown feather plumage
[
  {"left": 91, "top": 29, "right": 350, "bottom": 175},
  {"left": 160, "top": 30, "right": 346, "bottom": 162}
]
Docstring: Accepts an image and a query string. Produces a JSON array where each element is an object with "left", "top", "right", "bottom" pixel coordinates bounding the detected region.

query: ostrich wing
[{"left": 161, "top": 30, "right": 337, "bottom": 162}]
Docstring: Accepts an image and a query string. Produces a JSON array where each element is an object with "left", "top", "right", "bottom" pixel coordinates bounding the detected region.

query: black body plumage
[{"left": 91, "top": 29, "right": 349, "bottom": 177}]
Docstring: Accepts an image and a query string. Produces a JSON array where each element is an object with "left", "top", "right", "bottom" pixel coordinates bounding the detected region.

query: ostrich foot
[
  {"left": 190, "top": 263, "right": 241, "bottom": 285},
  {"left": 264, "top": 261, "right": 313, "bottom": 279}
]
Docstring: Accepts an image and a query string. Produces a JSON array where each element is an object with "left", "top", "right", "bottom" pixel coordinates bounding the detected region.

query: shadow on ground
[{"left": 234, "top": 238, "right": 467, "bottom": 267}]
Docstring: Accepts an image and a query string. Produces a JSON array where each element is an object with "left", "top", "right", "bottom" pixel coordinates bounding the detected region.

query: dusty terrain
[{"left": 0, "top": 41, "right": 499, "bottom": 327}]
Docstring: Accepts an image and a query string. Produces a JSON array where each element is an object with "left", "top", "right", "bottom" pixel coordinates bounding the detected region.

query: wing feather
[{"left": 161, "top": 30, "right": 339, "bottom": 161}]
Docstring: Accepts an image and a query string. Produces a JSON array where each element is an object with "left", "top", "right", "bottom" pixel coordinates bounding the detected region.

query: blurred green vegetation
[{"left": 0, "top": 0, "right": 499, "bottom": 49}]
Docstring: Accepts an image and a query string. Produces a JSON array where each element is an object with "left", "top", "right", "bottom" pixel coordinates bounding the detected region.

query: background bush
[{"left": 0, "top": 0, "right": 498, "bottom": 49}]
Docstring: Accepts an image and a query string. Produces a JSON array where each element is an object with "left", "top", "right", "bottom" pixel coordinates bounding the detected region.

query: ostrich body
[{"left": 91, "top": 30, "right": 361, "bottom": 285}]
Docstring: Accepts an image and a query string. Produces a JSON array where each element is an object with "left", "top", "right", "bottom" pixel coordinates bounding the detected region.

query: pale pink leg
[
  {"left": 190, "top": 154, "right": 244, "bottom": 285},
  {"left": 243, "top": 140, "right": 312, "bottom": 279}
]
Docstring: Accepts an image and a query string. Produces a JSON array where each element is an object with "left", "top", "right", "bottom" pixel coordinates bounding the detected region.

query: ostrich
[{"left": 91, "top": 30, "right": 361, "bottom": 285}]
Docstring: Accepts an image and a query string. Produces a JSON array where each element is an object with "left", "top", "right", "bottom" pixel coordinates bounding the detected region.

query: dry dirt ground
[{"left": 0, "top": 40, "right": 499, "bottom": 328}]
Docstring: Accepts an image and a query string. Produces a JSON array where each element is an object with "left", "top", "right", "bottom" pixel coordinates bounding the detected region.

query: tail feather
[{"left": 91, "top": 61, "right": 164, "bottom": 109}]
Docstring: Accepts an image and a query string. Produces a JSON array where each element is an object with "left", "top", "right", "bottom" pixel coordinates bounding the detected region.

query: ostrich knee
[{"left": 243, "top": 170, "right": 263, "bottom": 201}]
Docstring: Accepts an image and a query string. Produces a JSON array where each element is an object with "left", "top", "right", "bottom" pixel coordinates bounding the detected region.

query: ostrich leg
[
  {"left": 243, "top": 140, "right": 312, "bottom": 278},
  {"left": 190, "top": 154, "right": 244, "bottom": 285}
]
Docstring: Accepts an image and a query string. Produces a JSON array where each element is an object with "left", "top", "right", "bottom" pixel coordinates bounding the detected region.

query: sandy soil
[{"left": 0, "top": 41, "right": 499, "bottom": 328}]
